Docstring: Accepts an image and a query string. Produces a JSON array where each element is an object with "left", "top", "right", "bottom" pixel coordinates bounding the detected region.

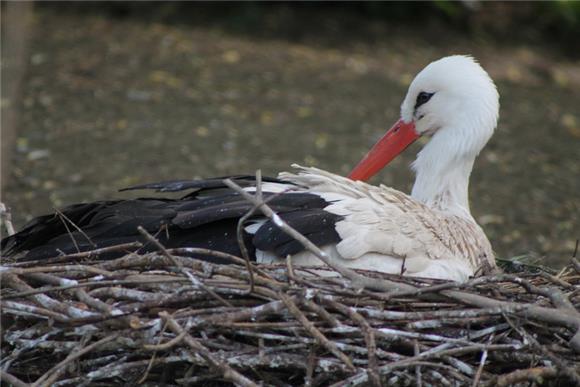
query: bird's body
[
  {"left": 270, "top": 166, "right": 495, "bottom": 281},
  {"left": 1, "top": 55, "right": 500, "bottom": 281}
]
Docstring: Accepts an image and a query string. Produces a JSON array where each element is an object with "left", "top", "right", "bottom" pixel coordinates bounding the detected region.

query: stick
[
  {"left": 159, "top": 311, "right": 259, "bottom": 387},
  {"left": 32, "top": 334, "right": 120, "bottom": 387},
  {"left": 489, "top": 367, "right": 558, "bottom": 387},
  {"left": 233, "top": 170, "right": 265, "bottom": 293},
  {"left": 278, "top": 292, "right": 356, "bottom": 372},
  {"left": 143, "top": 331, "right": 186, "bottom": 351},
  {"left": 471, "top": 339, "right": 490, "bottom": 387},
  {"left": 137, "top": 226, "right": 233, "bottom": 307},
  {"left": 5, "top": 242, "right": 143, "bottom": 267},
  {"left": 0, "top": 202, "right": 15, "bottom": 236},
  {"left": 0, "top": 370, "right": 28, "bottom": 387},
  {"left": 319, "top": 297, "right": 380, "bottom": 382},
  {"left": 54, "top": 207, "right": 96, "bottom": 251}
]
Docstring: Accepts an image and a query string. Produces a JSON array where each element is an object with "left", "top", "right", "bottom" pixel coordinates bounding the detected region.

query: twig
[
  {"left": 519, "top": 322, "right": 580, "bottom": 384},
  {"left": 414, "top": 340, "right": 422, "bottom": 387},
  {"left": 305, "top": 346, "right": 317, "bottom": 387},
  {"left": 175, "top": 373, "right": 222, "bottom": 385},
  {"left": 2, "top": 277, "right": 189, "bottom": 299},
  {"left": 471, "top": 336, "right": 491, "bottom": 387},
  {"left": 489, "top": 367, "right": 559, "bottom": 387},
  {"left": 138, "top": 320, "right": 171, "bottom": 384},
  {"left": 167, "top": 247, "right": 277, "bottom": 281},
  {"left": 137, "top": 226, "right": 233, "bottom": 307},
  {"left": 320, "top": 297, "right": 380, "bottom": 386},
  {"left": 1, "top": 300, "right": 70, "bottom": 322},
  {"left": 302, "top": 298, "right": 341, "bottom": 328},
  {"left": 0, "top": 370, "right": 28, "bottom": 387},
  {"left": 5, "top": 242, "right": 143, "bottom": 267},
  {"left": 332, "top": 360, "right": 468, "bottom": 387},
  {"left": 440, "top": 289, "right": 580, "bottom": 352},
  {"left": 233, "top": 171, "right": 265, "bottom": 293},
  {"left": 1, "top": 264, "right": 114, "bottom": 277},
  {"left": 285, "top": 254, "right": 297, "bottom": 284},
  {"left": 0, "top": 202, "right": 15, "bottom": 236},
  {"left": 54, "top": 207, "right": 97, "bottom": 251},
  {"left": 32, "top": 334, "right": 120, "bottom": 387},
  {"left": 278, "top": 292, "right": 356, "bottom": 372},
  {"left": 159, "top": 311, "right": 259, "bottom": 387},
  {"left": 3, "top": 274, "right": 98, "bottom": 319},
  {"left": 144, "top": 331, "right": 186, "bottom": 351}
]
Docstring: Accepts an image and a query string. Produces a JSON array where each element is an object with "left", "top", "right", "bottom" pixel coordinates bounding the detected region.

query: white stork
[{"left": 2, "top": 55, "right": 499, "bottom": 281}]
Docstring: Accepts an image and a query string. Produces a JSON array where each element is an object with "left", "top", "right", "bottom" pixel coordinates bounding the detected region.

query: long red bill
[{"left": 348, "top": 119, "right": 419, "bottom": 181}]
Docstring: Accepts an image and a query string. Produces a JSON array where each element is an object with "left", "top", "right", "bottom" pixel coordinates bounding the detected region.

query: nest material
[
  {"left": 1, "top": 243, "right": 580, "bottom": 387},
  {"left": 1, "top": 180, "right": 580, "bottom": 387}
]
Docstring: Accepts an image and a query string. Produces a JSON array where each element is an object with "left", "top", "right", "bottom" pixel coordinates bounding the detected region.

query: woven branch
[{"left": 1, "top": 179, "right": 580, "bottom": 386}]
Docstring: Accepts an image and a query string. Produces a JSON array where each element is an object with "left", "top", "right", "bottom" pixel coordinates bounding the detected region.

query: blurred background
[{"left": 1, "top": 1, "right": 579, "bottom": 267}]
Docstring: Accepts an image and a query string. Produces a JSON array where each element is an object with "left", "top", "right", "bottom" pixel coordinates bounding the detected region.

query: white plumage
[{"left": 257, "top": 56, "right": 500, "bottom": 282}]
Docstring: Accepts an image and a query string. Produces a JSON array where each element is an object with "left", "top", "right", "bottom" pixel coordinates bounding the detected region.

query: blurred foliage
[
  {"left": 549, "top": 0, "right": 580, "bottom": 26},
  {"left": 43, "top": 1, "right": 580, "bottom": 55},
  {"left": 434, "top": 0, "right": 580, "bottom": 24}
]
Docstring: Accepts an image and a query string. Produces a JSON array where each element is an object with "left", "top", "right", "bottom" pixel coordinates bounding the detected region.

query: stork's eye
[{"left": 415, "top": 92, "right": 434, "bottom": 109}]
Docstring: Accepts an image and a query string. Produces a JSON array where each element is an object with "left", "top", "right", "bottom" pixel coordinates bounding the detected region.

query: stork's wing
[
  {"left": 1, "top": 175, "right": 342, "bottom": 262},
  {"left": 279, "top": 165, "right": 494, "bottom": 276}
]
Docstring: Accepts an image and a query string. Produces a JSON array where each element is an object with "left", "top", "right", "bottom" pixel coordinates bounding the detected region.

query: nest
[
  {"left": 1, "top": 182, "right": 580, "bottom": 386},
  {"left": 1, "top": 241, "right": 579, "bottom": 387}
]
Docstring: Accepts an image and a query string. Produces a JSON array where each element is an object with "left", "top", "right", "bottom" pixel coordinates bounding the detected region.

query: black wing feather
[
  {"left": 273, "top": 229, "right": 342, "bottom": 257},
  {"left": 120, "top": 175, "right": 287, "bottom": 193},
  {"left": 253, "top": 210, "right": 343, "bottom": 254},
  {"left": 1, "top": 176, "right": 343, "bottom": 263}
]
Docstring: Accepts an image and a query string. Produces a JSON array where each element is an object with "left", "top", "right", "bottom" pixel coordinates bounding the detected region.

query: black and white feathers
[{"left": 1, "top": 175, "right": 343, "bottom": 263}]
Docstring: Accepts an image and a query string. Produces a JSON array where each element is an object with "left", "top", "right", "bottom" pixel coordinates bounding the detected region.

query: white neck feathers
[
  {"left": 399, "top": 55, "right": 499, "bottom": 220},
  {"left": 410, "top": 122, "right": 490, "bottom": 219}
]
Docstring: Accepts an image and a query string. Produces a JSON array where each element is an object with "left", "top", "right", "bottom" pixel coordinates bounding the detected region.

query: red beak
[{"left": 348, "top": 119, "right": 419, "bottom": 181}]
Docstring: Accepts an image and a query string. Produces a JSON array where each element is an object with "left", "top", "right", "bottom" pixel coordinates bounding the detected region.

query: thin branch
[
  {"left": 0, "top": 370, "right": 28, "bottom": 387},
  {"left": 278, "top": 292, "right": 356, "bottom": 372},
  {"left": 54, "top": 207, "right": 96, "bottom": 251},
  {"left": 144, "top": 331, "right": 186, "bottom": 351},
  {"left": 233, "top": 171, "right": 265, "bottom": 293},
  {"left": 321, "top": 297, "right": 381, "bottom": 386},
  {"left": 488, "top": 367, "right": 559, "bottom": 387},
  {"left": 5, "top": 242, "right": 143, "bottom": 267},
  {"left": 414, "top": 340, "right": 422, "bottom": 387},
  {"left": 32, "top": 334, "right": 120, "bottom": 387},
  {"left": 0, "top": 202, "right": 15, "bottom": 236},
  {"left": 471, "top": 336, "right": 491, "bottom": 387},
  {"left": 159, "top": 311, "right": 259, "bottom": 387},
  {"left": 137, "top": 226, "right": 233, "bottom": 307}
]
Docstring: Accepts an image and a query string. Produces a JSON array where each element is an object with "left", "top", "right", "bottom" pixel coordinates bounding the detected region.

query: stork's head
[
  {"left": 400, "top": 55, "right": 499, "bottom": 139},
  {"left": 349, "top": 55, "right": 499, "bottom": 181}
]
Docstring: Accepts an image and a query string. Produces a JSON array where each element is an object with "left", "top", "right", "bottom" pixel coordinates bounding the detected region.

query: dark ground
[{"left": 1, "top": 4, "right": 579, "bottom": 267}]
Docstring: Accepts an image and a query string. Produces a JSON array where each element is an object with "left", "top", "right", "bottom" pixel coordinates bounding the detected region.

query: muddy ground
[{"left": 2, "top": 6, "right": 579, "bottom": 267}]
